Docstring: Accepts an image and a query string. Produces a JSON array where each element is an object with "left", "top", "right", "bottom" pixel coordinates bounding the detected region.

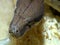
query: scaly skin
[{"left": 9, "top": 0, "right": 44, "bottom": 37}]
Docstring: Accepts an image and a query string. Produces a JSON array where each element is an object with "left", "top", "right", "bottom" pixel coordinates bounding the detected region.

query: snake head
[{"left": 9, "top": 0, "right": 44, "bottom": 37}]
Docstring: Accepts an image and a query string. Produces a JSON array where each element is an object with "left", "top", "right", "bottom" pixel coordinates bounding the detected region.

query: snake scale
[{"left": 9, "top": 0, "right": 44, "bottom": 37}]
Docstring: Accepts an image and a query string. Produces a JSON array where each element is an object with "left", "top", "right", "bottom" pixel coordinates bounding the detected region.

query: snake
[{"left": 9, "top": 0, "right": 44, "bottom": 37}]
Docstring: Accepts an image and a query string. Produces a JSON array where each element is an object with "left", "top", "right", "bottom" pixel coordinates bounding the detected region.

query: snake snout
[{"left": 9, "top": 25, "right": 19, "bottom": 35}]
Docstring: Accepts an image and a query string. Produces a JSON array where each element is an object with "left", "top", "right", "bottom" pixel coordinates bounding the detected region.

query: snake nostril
[{"left": 9, "top": 30, "right": 13, "bottom": 33}]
